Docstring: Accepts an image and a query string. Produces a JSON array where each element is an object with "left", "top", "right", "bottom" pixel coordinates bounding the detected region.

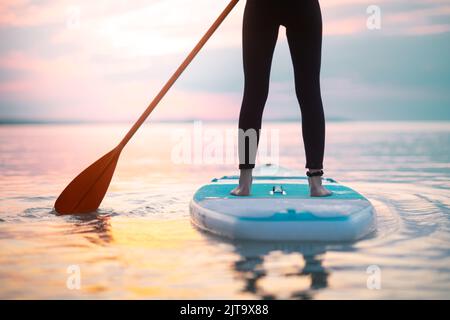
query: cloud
[
  {"left": 384, "top": 4, "right": 450, "bottom": 35},
  {"left": 0, "top": 0, "right": 65, "bottom": 27},
  {"left": 0, "top": 0, "right": 449, "bottom": 121}
]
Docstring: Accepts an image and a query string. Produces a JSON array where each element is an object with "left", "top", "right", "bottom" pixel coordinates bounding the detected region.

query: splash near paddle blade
[{"left": 55, "top": 148, "right": 121, "bottom": 215}]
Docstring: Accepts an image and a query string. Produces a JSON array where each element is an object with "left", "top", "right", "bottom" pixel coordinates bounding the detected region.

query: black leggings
[{"left": 238, "top": 0, "right": 325, "bottom": 170}]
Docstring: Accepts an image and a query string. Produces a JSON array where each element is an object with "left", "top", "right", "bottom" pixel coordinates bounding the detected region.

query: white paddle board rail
[{"left": 190, "top": 175, "right": 376, "bottom": 242}]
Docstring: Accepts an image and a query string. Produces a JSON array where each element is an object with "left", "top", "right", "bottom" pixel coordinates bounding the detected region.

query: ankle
[
  {"left": 306, "top": 169, "right": 324, "bottom": 177},
  {"left": 239, "top": 169, "right": 252, "bottom": 184}
]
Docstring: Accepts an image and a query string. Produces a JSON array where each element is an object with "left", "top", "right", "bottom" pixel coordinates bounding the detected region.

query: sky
[{"left": 0, "top": 0, "right": 449, "bottom": 122}]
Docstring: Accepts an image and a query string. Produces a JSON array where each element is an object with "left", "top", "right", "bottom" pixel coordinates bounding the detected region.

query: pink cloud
[
  {"left": 0, "top": 49, "right": 241, "bottom": 121},
  {"left": 0, "top": 51, "right": 105, "bottom": 117},
  {"left": 0, "top": 0, "right": 66, "bottom": 27},
  {"left": 384, "top": 5, "right": 450, "bottom": 35},
  {"left": 151, "top": 90, "right": 241, "bottom": 121},
  {"left": 324, "top": 16, "right": 367, "bottom": 35},
  {"left": 1, "top": 0, "right": 449, "bottom": 121},
  {"left": 402, "top": 23, "right": 450, "bottom": 35}
]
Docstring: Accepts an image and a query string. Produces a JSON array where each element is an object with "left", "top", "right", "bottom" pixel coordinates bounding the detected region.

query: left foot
[{"left": 230, "top": 169, "right": 253, "bottom": 196}]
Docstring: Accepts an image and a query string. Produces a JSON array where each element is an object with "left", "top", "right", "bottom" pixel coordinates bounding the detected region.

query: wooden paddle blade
[{"left": 55, "top": 148, "right": 121, "bottom": 215}]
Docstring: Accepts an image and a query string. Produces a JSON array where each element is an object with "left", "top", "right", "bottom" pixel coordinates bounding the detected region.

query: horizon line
[{"left": 1, "top": 118, "right": 450, "bottom": 125}]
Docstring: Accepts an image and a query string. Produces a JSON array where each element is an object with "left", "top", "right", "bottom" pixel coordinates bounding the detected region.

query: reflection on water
[
  {"left": 0, "top": 122, "right": 449, "bottom": 299},
  {"left": 68, "top": 214, "right": 114, "bottom": 246},
  {"left": 231, "top": 241, "right": 332, "bottom": 300}
]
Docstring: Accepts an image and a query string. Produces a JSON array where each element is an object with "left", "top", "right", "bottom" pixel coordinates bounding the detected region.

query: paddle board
[{"left": 190, "top": 174, "right": 376, "bottom": 241}]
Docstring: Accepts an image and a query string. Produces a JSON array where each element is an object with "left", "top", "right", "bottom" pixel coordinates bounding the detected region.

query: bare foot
[
  {"left": 308, "top": 174, "right": 332, "bottom": 197},
  {"left": 231, "top": 169, "right": 253, "bottom": 196}
]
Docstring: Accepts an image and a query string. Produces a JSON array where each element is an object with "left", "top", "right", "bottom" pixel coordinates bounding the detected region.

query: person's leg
[
  {"left": 232, "top": 0, "right": 280, "bottom": 196},
  {"left": 284, "top": 0, "right": 331, "bottom": 196}
]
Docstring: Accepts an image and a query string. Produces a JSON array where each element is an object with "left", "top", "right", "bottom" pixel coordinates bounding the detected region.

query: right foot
[
  {"left": 307, "top": 169, "right": 333, "bottom": 197},
  {"left": 230, "top": 185, "right": 251, "bottom": 196},
  {"left": 309, "top": 176, "right": 333, "bottom": 197},
  {"left": 230, "top": 169, "right": 253, "bottom": 196}
]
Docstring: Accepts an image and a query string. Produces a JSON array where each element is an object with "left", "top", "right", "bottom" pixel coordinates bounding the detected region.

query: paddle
[{"left": 55, "top": 0, "right": 239, "bottom": 215}]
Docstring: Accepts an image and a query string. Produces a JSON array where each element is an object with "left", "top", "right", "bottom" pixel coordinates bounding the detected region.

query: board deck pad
[{"left": 190, "top": 175, "right": 376, "bottom": 241}]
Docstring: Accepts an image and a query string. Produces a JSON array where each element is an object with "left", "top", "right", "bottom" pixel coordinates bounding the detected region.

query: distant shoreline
[{"left": 1, "top": 118, "right": 449, "bottom": 125}]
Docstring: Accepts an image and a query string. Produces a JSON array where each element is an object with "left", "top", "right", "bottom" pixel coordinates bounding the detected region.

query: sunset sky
[{"left": 0, "top": 0, "right": 449, "bottom": 122}]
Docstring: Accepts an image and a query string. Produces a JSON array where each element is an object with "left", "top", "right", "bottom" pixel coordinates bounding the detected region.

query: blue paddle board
[{"left": 190, "top": 175, "right": 376, "bottom": 241}]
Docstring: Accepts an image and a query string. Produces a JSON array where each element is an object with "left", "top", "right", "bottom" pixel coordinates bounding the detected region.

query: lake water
[{"left": 0, "top": 121, "right": 449, "bottom": 299}]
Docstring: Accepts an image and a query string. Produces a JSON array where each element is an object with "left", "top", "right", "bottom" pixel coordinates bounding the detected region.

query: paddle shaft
[{"left": 119, "top": 0, "right": 239, "bottom": 149}]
